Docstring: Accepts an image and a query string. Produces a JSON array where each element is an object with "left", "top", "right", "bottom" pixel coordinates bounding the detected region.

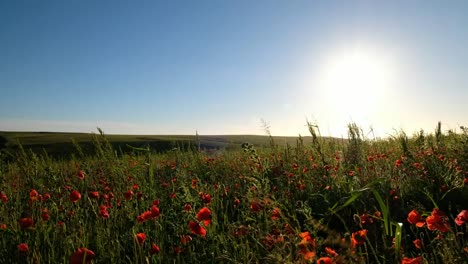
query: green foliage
[{"left": 0, "top": 123, "right": 467, "bottom": 263}]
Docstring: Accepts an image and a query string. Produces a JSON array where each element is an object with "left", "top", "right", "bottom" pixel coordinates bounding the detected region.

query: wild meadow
[{"left": 0, "top": 123, "right": 467, "bottom": 264}]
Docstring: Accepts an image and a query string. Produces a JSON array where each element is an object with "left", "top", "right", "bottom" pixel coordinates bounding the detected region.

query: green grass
[{"left": 0, "top": 123, "right": 467, "bottom": 263}]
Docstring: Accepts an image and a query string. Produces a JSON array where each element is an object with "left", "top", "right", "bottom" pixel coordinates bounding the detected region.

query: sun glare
[{"left": 316, "top": 48, "right": 394, "bottom": 129}]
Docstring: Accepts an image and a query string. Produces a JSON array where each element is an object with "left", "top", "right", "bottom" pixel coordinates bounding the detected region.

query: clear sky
[{"left": 1, "top": 0, "right": 467, "bottom": 137}]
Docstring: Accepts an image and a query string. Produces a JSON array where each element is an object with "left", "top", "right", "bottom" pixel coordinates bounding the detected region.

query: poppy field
[{"left": 0, "top": 123, "right": 467, "bottom": 263}]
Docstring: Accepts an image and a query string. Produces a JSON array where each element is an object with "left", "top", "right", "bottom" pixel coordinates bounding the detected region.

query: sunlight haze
[{"left": 1, "top": 1, "right": 467, "bottom": 138}]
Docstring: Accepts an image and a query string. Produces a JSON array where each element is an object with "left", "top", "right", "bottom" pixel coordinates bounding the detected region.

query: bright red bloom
[
  {"left": 88, "top": 191, "right": 99, "bottom": 199},
  {"left": 17, "top": 243, "right": 29, "bottom": 253},
  {"left": 196, "top": 207, "right": 212, "bottom": 226},
  {"left": 99, "top": 205, "right": 109, "bottom": 219},
  {"left": 351, "top": 229, "right": 368, "bottom": 247},
  {"left": 250, "top": 201, "right": 263, "bottom": 213},
  {"left": 413, "top": 239, "right": 422, "bottom": 249},
  {"left": 401, "top": 256, "right": 423, "bottom": 264},
  {"left": 123, "top": 190, "right": 133, "bottom": 200},
  {"left": 18, "top": 218, "right": 34, "bottom": 230},
  {"left": 70, "top": 248, "right": 95, "bottom": 264},
  {"left": 271, "top": 208, "right": 281, "bottom": 220},
  {"left": 426, "top": 209, "right": 450, "bottom": 232},
  {"left": 150, "top": 205, "right": 160, "bottom": 218},
  {"left": 135, "top": 233, "right": 146, "bottom": 244},
  {"left": 181, "top": 235, "right": 193, "bottom": 244},
  {"left": 317, "top": 257, "right": 333, "bottom": 264},
  {"left": 184, "top": 203, "right": 192, "bottom": 212},
  {"left": 29, "top": 189, "right": 39, "bottom": 201},
  {"left": 76, "top": 170, "right": 85, "bottom": 180},
  {"left": 70, "top": 190, "right": 81, "bottom": 203},
  {"left": 455, "top": 210, "right": 468, "bottom": 226},
  {"left": 0, "top": 192, "right": 8, "bottom": 203},
  {"left": 325, "top": 247, "right": 338, "bottom": 257},
  {"left": 407, "top": 210, "right": 425, "bottom": 227},
  {"left": 149, "top": 243, "right": 160, "bottom": 254},
  {"left": 42, "top": 193, "right": 51, "bottom": 201},
  {"left": 41, "top": 208, "right": 50, "bottom": 221},
  {"left": 199, "top": 192, "right": 212, "bottom": 204},
  {"left": 189, "top": 220, "right": 206, "bottom": 236}
]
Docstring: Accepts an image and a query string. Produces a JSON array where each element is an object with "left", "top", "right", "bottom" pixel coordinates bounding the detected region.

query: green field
[{"left": 0, "top": 124, "right": 467, "bottom": 263}]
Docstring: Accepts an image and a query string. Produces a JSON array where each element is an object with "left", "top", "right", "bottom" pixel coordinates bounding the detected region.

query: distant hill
[{"left": 0, "top": 131, "right": 338, "bottom": 158}]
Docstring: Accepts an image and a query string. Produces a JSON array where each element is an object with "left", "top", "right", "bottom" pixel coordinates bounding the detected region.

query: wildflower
[
  {"left": 76, "top": 170, "right": 85, "bottom": 180},
  {"left": 99, "top": 205, "right": 109, "bottom": 219},
  {"left": 149, "top": 244, "right": 160, "bottom": 254},
  {"left": 0, "top": 224, "right": 6, "bottom": 229},
  {"left": 401, "top": 256, "right": 423, "bottom": 264},
  {"left": 41, "top": 208, "right": 50, "bottom": 221},
  {"left": 135, "top": 233, "right": 146, "bottom": 244},
  {"left": 42, "top": 193, "right": 51, "bottom": 201},
  {"left": 351, "top": 229, "right": 367, "bottom": 247},
  {"left": 271, "top": 208, "right": 281, "bottom": 220},
  {"left": 360, "top": 214, "right": 374, "bottom": 225},
  {"left": 181, "top": 235, "right": 193, "bottom": 244},
  {"left": 325, "top": 247, "right": 338, "bottom": 257},
  {"left": 455, "top": 210, "right": 468, "bottom": 226},
  {"left": 70, "top": 248, "right": 95, "bottom": 264},
  {"left": 150, "top": 205, "right": 160, "bottom": 218},
  {"left": 29, "top": 189, "right": 40, "bottom": 201},
  {"left": 123, "top": 190, "right": 133, "bottom": 200},
  {"left": 317, "top": 257, "right": 333, "bottom": 264},
  {"left": 189, "top": 220, "right": 206, "bottom": 237},
  {"left": 250, "top": 201, "right": 263, "bottom": 213},
  {"left": 407, "top": 210, "right": 425, "bottom": 227},
  {"left": 426, "top": 209, "right": 450, "bottom": 232},
  {"left": 0, "top": 192, "right": 8, "bottom": 203},
  {"left": 17, "top": 243, "right": 29, "bottom": 253},
  {"left": 199, "top": 192, "right": 212, "bottom": 204},
  {"left": 184, "top": 203, "right": 192, "bottom": 212},
  {"left": 196, "top": 207, "right": 212, "bottom": 226},
  {"left": 70, "top": 190, "right": 81, "bottom": 203},
  {"left": 88, "top": 191, "right": 99, "bottom": 199},
  {"left": 18, "top": 218, "right": 34, "bottom": 230},
  {"left": 413, "top": 239, "right": 422, "bottom": 249}
]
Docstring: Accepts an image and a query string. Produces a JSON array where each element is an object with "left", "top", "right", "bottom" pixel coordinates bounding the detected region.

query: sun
[{"left": 316, "top": 48, "right": 393, "bottom": 127}]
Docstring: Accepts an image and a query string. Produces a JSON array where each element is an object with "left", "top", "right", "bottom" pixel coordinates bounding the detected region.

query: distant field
[{"left": 0, "top": 131, "right": 333, "bottom": 158}]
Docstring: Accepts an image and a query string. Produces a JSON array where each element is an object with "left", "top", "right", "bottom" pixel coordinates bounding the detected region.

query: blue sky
[{"left": 1, "top": 0, "right": 467, "bottom": 137}]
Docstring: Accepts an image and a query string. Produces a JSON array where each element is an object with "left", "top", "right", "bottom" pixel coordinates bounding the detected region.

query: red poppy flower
[
  {"left": 123, "top": 190, "right": 133, "bottom": 200},
  {"left": 0, "top": 192, "right": 8, "bottom": 203},
  {"left": 199, "top": 193, "right": 212, "bottom": 204},
  {"left": 18, "top": 218, "right": 34, "bottom": 230},
  {"left": 135, "top": 233, "right": 146, "bottom": 244},
  {"left": 149, "top": 244, "right": 160, "bottom": 255},
  {"left": 189, "top": 220, "right": 206, "bottom": 237},
  {"left": 413, "top": 239, "right": 422, "bottom": 249},
  {"left": 401, "top": 256, "right": 423, "bottom": 264},
  {"left": 76, "top": 170, "right": 85, "bottom": 180},
  {"left": 317, "top": 257, "right": 333, "bottom": 264},
  {"left": 455, "top": 210, "right": 468, "bottom": 226},
  {"left": 407, "top": 210, "right": 425, "bottom": 227},
  {"left": 426, "top": 209, "right": 450, "bottom": 232},
  {"left": 351, "top": 229, "right": 367, "bottom": 247},
  {"left": 41, "top": 208, "right": 50, "bottom": 221},
  {"left": 29, "top": 189, "right": 39, "bottom": 201},
  {"left": 0, "top": 224, "right": 6, "bottom": 229},
  {"left": 250, "top": 201, "right": 263, "bottom": 213},
  {"left": 271, "top": 208, "right": 281, "bottom": 220},
  {"left": 196, "top": 207, "right": 212, "bottom": 226},
  {"left": 325, "top": 247, "right": 338, "bottom": 257},
  {"left": 99, "top": 205, "right": 109, "bottom": 219},
  {"left": 70, "top": 248, "right": 95, "bottom": 264},
  {"left": 184, "top": 203, "right": 192, "bottom": 212},
  {"left": 150, "top": 205, "right": 160, "bottom": 218},
  {"left": 42, "top": 193, "right": 51, "bottom": 201},
  {"left": 70, "top": 190, "right": 81, "bottom": 203},
  {"left": 17, "top": 243, "right": 29, "bottom": 253},
  {"left": 88, "top": 191, "right": 99, "bottom": 199}
]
